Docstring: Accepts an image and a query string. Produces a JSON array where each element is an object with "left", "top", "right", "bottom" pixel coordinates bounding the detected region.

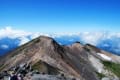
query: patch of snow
[
  {"left": 97, "top": 53, "right": 112, "bottom": 61},
  {"left": 89, "top": 55, "right": 104, "bottom": 73}
]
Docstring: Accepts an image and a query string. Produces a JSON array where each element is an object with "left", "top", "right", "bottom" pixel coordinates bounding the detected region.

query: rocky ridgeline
[{"left": 0, "top": 63, "right": 77, "bottom": 80}]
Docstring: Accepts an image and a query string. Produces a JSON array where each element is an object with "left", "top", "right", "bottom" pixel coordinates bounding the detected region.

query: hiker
[{"left": 10, "top": 74, "right": 18, "bottom": 80}]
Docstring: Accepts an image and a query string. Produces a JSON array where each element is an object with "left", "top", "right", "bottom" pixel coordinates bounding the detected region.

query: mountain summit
[{"left": 0, "top": 36, "right": 120, "bottom": 80}]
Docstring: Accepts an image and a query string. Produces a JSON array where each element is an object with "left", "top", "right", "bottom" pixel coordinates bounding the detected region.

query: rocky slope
[{"left": 0, "top": 36, "right": 120, "bottom": 80}]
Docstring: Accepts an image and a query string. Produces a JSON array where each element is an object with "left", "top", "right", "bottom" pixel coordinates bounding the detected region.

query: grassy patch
[
  {"left": 32, "top": 60, "right": 60, "bottom": 75},
  {"left": 32, "top": 60, "right": 47, "bottom": 72},
  {"left": 102, "top": 61, "right": 120, "bottom": 77},
  {"left": 0, "top": 65, "right": 5, "bottom": 72}
]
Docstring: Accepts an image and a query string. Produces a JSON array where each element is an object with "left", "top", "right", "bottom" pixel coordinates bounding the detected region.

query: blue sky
[{"left": 0, "top": 0, "right": 120, "bottom": 33}]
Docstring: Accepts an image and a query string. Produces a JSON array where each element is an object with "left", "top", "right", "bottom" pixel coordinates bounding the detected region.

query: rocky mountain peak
[{"left": 0, "top": 36, "right": 120, "bottom": 80}]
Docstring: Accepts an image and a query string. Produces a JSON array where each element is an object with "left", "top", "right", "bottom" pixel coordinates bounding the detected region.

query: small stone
[{"left": 102, "top": 77, "right": 110, "bottom": 80}]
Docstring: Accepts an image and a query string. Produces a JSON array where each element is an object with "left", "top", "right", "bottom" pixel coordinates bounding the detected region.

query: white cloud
[
  {"left": 18, "top": 37, "right": 30, "bottom": 46},
  {"left": 30, "top": 32, "right": 40, "bottom": 39},
  {"left": 0, "top": 26, "right": 120, "bottom": 55},
  {"left": 0, "top": 27, "right": 53, "bottom": 46},
  {"left": 1, "top": 44, "right": 9, "bottom": 49},
  {"left": 80, "top": 32, "right": 105, "bottom": 45},
  {"left": 0, "top": 26, "right": 31, "bottom": 39},
  {"left": 0, "top": 27, "right": 32, "bottom": 46},
  {"left": 30, "top": 33, "right": 51, "bottom": 39},
  {"left": 0, "top": 27, "right": 120, "bottom": 46}
]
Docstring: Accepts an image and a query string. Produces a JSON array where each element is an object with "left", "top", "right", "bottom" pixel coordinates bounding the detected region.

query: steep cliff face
[{"left": 0, "top": 36, "right": 120, "bottom": 80}]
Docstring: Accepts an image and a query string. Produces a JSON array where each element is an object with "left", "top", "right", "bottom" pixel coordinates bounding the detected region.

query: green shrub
[
  {"left": 102, "top": 61, "right": 120, "bottom": 77},
  {"left": 96, "top": 72, "right": 105, "bottom": 79}
]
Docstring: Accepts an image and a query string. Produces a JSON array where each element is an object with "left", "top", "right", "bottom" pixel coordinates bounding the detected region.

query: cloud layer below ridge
[{"left": 0, "top": 27, "right": 120, "bottom": 55}]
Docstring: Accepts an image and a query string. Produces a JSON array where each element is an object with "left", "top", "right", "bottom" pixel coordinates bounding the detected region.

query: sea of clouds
[{"left": 0, "top": 27, "right": 120, "bottom": 56}]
